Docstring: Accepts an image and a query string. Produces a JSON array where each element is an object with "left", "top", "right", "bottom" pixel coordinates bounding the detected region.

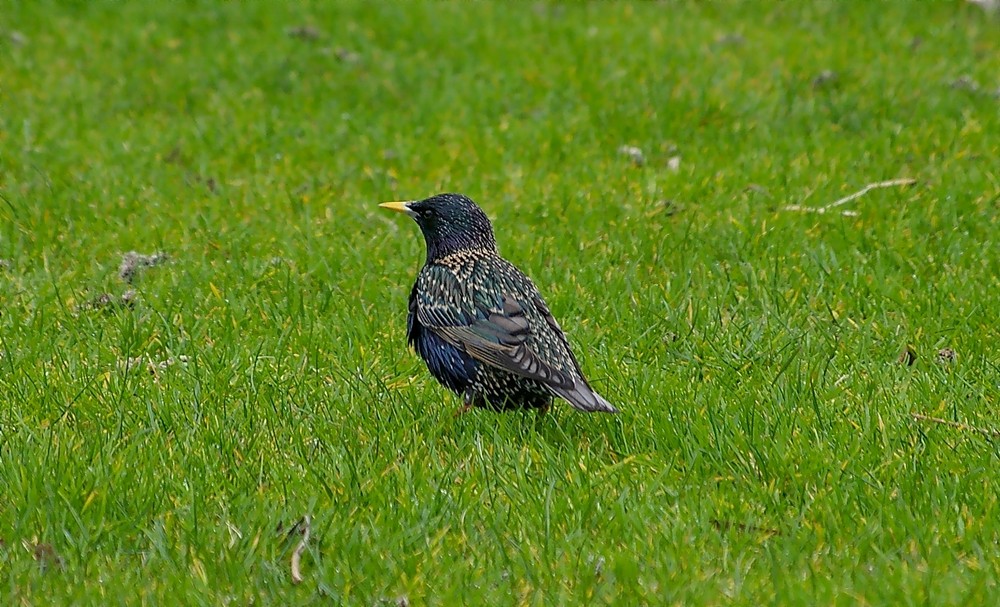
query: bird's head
[{"left": 380, "top": 193, "right": 498, "bottom": 262}]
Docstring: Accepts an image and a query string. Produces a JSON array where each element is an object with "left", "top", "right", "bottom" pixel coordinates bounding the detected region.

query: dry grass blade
[
  {"left": 710, "top": 519, "right": 781, "bottom": 537},
  {"left": 910, "top": 413, "right": 1000, "bottom": 439}
]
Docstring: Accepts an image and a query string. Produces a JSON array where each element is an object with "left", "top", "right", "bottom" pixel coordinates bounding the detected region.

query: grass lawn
[{"left": 2, "top": 0, "right": 999, "bottom": 604}]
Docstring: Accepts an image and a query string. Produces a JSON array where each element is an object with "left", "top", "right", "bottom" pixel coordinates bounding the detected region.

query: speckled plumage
[{"left": 381, "top": 193, "right": 616, "bottom": 413}]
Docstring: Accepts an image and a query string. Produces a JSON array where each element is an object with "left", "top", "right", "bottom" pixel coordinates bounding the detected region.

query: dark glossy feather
[
  {"left": 389, "top": 193, "right": 616, "bottom": 413},
  {"left": 407, "top": 283, "right": 478, "bottom": 394},
  {"left": 414, "top": 255, "right": 616, "bottom": 413}
]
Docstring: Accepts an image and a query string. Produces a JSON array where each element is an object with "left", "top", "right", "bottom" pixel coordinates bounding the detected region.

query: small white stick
[
  {"left": 782, "top": 178, "right": 916, "bottom": 216},
  {"left": 781, "top": 204, "right": 860, "bottom": 217}
]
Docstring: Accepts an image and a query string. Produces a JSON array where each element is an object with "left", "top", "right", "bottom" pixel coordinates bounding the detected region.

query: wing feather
[
  {"left": 413, "top": 261, "right": 617, "bottom": 413},
  {"left": 414, "top": 265, "right": 575, "bottom": 390}
]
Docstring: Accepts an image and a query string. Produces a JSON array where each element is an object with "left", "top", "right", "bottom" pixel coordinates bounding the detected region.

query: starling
[{"left": 380, "top": 193, "right": 617, "bottom": 413}]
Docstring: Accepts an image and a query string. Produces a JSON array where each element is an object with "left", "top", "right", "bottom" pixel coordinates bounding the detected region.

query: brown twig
[
  {"left": 290, "top": 515, "right": 311, "bottom": 584},
  {"left": 782, "top": 178, "right": 917, "bottom": 216},
  {"left": 910, "top": 412, "right": 1000, "bottom": 439}
]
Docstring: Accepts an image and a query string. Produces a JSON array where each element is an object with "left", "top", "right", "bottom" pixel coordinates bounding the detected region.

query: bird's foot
[{"left": 456, "top": 392, "right": 479, "bottom": 417}]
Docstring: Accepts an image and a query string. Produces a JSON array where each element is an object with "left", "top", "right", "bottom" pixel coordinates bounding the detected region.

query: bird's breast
[{"left": 410, "top": 319, "right": 478, "bottom": 394}]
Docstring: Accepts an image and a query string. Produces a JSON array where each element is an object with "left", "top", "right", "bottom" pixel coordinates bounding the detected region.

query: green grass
[{"left": 2, "top": 0, "right": 999, "bottom": 604}]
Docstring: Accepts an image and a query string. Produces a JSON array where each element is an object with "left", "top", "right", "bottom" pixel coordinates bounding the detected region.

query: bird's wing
[{"left": 414, "top": 265, "right": 577, "bottom": 391}]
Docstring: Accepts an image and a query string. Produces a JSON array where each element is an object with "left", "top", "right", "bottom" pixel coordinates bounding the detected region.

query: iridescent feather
[{"left": 384, "top": 193, "right": 617, "bottom": 413}]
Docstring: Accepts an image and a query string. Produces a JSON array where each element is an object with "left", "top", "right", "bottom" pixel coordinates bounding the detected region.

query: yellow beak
[{"left": 379, "top": 201, "right": 413, "bottom": 215}]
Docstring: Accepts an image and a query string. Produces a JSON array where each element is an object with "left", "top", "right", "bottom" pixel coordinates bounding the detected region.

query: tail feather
[{"left": 551, "top": 381, "right": 618, "bottom": 413}]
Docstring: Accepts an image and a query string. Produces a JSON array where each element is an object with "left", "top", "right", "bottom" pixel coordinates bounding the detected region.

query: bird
[{"left": 379, "top": 193, "right": 617, "bottom": 414}]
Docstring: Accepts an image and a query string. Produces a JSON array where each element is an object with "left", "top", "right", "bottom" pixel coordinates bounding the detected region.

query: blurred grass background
[{"left": 1, "top": 1, "right": 999, "bottom": 604}]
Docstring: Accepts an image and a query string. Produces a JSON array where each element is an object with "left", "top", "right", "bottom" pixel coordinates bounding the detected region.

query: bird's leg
[{"left": 454, "top": 391, "right": 476, "bottom": 417}]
